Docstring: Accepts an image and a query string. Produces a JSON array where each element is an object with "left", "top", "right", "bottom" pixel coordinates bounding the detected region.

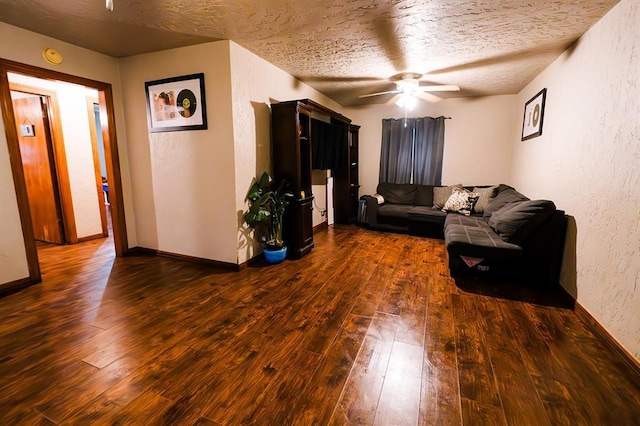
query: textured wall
[
  {"left": 56, "top": 83, "right": 103, "bottom": 238},
  {"left": 509, "top": 0, "right": 640, "bottom": 360},
  {"left": 119, "top": 41, "right": 239, "bottom": 264},
  {"left": 344, "top": 95, "right": 516, "bottom": 197},
  {"left": 0, "top": 101, "right": 29, "bottom": 283},
  {"left": 228, "top": 42, "right": 341, "bottom": 264}
]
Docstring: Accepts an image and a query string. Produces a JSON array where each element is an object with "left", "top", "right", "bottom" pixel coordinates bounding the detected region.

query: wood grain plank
[
  {"left": 374, "top": 341, "right": 423, "bottom": 425},
  {"left": 333, "top": 313, "right": 397, "bottom": 425},
  {"left": 0, "top": 225, "right": 638, "bottom": 425},
  {"left": 421, "top": 303, "right": 461, "bottom": 426},
  {"left": 451, "top": 294, "right": 502, "bottom": 409},
  {"left": 472, "top": 296, "right": 551, "bottom": 425},
  {"left": 461, "top": 398, "right": 506, "bottom": 426},
  {"left": 292, "top": 313, "right": 371, "bottom": 425}
]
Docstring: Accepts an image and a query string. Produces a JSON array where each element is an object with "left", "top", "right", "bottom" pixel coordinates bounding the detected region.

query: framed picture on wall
[
  {"left": 145, "top": 73, "right": 207, "bottom": 132},
  {"left": 521, "top": 88, "right": 547, "bottom": 141}
]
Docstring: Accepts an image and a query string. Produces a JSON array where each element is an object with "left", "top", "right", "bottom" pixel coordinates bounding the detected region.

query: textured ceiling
[{"left": 0, "top": 0, "right": 620, "bottom": 106}]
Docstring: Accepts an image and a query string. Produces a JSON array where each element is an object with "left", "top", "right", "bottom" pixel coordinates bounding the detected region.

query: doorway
[{"left": 0, "top": 59, "right": 128, "bottom": 284}]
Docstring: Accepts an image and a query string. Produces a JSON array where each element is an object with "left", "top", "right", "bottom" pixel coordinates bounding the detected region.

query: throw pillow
[
  {"left": 433, "top": 184, "right": 463, "bottom": 209},
  {"left": 442, "top": 188, "right": 480, "bottom": 216},
  {"left": 472, "top": 186, "right": 499, "bottom": 214},
  {"left": 488, "top": 199, "right": 556, "bottom": 244},
  {"left": 483, "top": 187, "right": 530, "bottom": 219}
]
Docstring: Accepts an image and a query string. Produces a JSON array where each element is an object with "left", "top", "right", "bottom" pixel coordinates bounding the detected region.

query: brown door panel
[{"left": 12, "top": 95, "right": 65, "bottom": 244}]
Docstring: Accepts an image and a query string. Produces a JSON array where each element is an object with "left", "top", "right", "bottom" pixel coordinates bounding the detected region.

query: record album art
[
  {"left": 144, "top": 73, "right": 207, "bottom": 132},
  {"left": 177, "top": 89, "right": 197, "bottom": 118}
]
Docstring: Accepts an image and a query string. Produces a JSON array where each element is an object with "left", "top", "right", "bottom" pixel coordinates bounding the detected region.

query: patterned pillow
[
  {"left": 433, "top": 184, "right": 463, "bottom": 209},
  {"left": 442, "top": 188, "right": 480, "bottom": 216}
]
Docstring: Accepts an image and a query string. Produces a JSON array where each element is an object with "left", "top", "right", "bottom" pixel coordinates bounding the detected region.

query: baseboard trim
[
  {"left": 0, "top": 276, "right": 37, "bottom": 297},
  {"left": 567, "top": 291, "right": 640, "bottom": 378},
  {"left": 131, "top": 247, "right": 240, "bottom": 271},
  {"left": 313, "top": 221, "right": 328, "bottom": 234},
  {"left": 76, "top": 232, "right": 107, "bottom": 243}
]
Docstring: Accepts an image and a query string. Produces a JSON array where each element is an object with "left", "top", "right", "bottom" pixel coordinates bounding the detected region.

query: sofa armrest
[{"left": 365, "top": 196, "right": 381, "bottom": 227}]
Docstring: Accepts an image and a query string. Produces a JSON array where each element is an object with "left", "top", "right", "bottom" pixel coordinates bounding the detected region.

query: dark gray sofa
[
  {"left": 364, "top": 183, "right": 449, "bottom": 237},
  {"left": 364, "top": 183, "right": 567, "bottom": 284}
]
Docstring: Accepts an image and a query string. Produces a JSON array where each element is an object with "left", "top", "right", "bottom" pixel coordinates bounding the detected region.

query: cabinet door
[
  {"left": 284, "top": 197, "right": 314, "bottom": 258},
  {"left": 299, "top": 197, "right": 314, "bottom": 249},
  {"left": 348, "top": 187, "right": 359, "bottom": 223}
]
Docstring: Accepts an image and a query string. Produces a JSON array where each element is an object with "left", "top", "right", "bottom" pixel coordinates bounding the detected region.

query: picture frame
[
  {"left": 521, "top": 88, "right": 547, "bottom": 141},
  {"left": 145, "top": 73, "right": 207, "bottom": 132}
]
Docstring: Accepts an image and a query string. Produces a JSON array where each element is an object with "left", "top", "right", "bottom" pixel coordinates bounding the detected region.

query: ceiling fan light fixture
[
  {"left": 396, "top": 76, "right": 420, "bottom": 93},
  {"left": 106, "top": 0, "right": 113, "bottom": 11},
  {"left": 395, "top": 92, "right": 417, "bottom": 110}
]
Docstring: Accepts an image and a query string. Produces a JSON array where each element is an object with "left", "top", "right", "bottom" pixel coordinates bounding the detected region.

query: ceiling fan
[{"left": 359, "top": 73, "right": 460, "bottom": 108}]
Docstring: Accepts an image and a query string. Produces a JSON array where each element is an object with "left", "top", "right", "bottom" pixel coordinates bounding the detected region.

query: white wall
[
  {"left": 0, "top": 22, "right": 135, "bottom": 284},
  {"left": 57, "top": 83, "right": 103, "bottom": 237},
  {"left": 228, "top": 41, "right": 342, "bottom": 264},
  {"left": 0, "top": 104, "right": 29, "bottom": 283},
  {"left": 8, "top": 74, "right": 104, "bottom": 238},
  {"left": 119, "top": 41, "right": 238, "bottom": 264},
  {"left": 509, "top": 0, "right": 640, "bottom": 360},
  {"left": 344, "top": 95, "right": 517, "bottom": 197}
]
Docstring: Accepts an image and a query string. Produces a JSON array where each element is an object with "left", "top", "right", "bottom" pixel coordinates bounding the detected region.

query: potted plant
[{"left": 243, "top": 172, "right": 293, "bottom": 264}]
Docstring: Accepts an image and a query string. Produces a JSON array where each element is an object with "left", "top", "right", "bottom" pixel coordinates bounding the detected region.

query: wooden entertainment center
[{"left": 271, "top": 99, "right": 360, "bottom": 258}]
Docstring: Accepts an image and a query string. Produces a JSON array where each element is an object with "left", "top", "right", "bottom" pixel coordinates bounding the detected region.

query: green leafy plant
[{"left": 243, "top": 172, "right": 293, "bottom": 249}]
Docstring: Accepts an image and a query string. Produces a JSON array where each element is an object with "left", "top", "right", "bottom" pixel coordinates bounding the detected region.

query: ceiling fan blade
[
  {"left": 417, "top": 92, "right": 442, "bottom": 103},
  {"left": 418, "top": 85, "right": 460, "bottom": 92},
  {"left": 385, "top": 94, "right": 402, "bottom": 105},
  {"left": 359, "top": 90, "right": 401, "bottom": 99}
]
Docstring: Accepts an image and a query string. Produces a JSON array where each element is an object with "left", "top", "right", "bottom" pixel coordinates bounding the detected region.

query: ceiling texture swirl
[{"left": 0, "top": 0, "right": 619, "bottom": 105}]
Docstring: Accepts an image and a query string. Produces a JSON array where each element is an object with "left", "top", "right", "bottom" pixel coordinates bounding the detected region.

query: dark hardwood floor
[{"left": 1, "top": 225, "right": 639, "bottom": 425}]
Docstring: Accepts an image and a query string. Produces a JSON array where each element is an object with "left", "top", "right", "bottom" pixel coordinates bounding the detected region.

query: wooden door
[{"left": 12, "top": 94, "right": 65, "bottom": 244}]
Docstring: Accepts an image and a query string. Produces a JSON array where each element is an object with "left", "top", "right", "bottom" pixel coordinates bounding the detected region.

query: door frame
[
  {"left": 0, "top": 58, "right": 129, "bottom": 283},
  {"left": 86, "top": 96, "right": 109, "bottom": 238}
]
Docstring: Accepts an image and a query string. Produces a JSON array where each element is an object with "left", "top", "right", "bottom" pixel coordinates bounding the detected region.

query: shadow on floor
[{"left": 452, "top": 274, "right": 575, "bottom": 309}]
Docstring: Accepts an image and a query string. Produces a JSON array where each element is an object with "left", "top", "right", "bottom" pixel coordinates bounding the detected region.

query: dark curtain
[
  {"left": 379, "top": 118, "right": 414, "bottom": 183},
  {"left": 414, "top": 116, "right": 445, "bottom": 185},
  {"left": 312, "top": 119, "right": 345, "bottom": 170}
]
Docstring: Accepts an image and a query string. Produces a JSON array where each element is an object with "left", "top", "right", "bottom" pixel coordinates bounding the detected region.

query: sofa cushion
[
  {"left": 378, "top": 204, "right": 415, "bottom": 219},
  {"left": 442, "top": 188, "right": 480, "bottom": 216},
  {"left": 433, "top": 184, "right": 463, "bottom": 209},
  {"left": 415, "top": 185, "right": 436, "bottom": 206},
  {"left": 483, "top": 187, "right": 530, "bottom": 219},
  {"left": 377, "top": 183, "right": 417, "bottom": 204},
  {"left": 488, "top": 199, "right": 556, "bottom": 244},
  {"left": 445, "top": 213, "right": 487, "bottom": 229},
  {"left": 472, "top": 186, "right": 499, "bottom": 214},
  {"left": 445, "top": 224, "right": 523, "bottom": 260},
  {"left": 408, "top": 206, "right": 447, "bottom": 224}
]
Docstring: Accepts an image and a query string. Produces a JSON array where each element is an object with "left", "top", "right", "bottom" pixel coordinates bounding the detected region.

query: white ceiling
[{"left": 0, "top": 0, "right": 619, "bottom": 106}]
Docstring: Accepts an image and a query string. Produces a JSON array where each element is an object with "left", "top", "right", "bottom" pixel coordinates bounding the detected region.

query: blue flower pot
[{"left": 264, "top": 246, "right": 287, "bottom": 264}]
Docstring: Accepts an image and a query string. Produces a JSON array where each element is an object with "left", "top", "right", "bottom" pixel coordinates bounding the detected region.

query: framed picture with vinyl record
[
  {"left": 144, "top": 73, "right": 207, "bottom": 132},
  {"left": 521, "top": 88, "right": 546, "bottom": 141}
]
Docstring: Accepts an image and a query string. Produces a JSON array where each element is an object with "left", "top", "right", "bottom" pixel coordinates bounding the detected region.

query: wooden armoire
[{"left": 271, "top": 99, "right": 359, "bottom": 258}]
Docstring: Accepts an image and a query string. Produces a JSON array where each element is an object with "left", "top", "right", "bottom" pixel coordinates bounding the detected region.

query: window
[{"left": 379, "top": 116, "right": 446, "bottom": 185}]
